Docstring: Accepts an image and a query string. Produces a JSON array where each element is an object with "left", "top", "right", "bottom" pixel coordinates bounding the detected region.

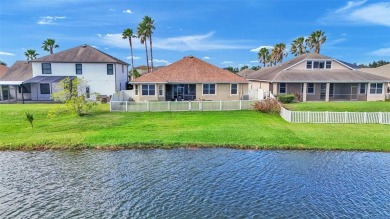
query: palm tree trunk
[
  {"left": 144, "top": 41, "right": 150, "bottom": 73},
  {"left": 129, "top": 39, "right": 135, "bottom": 80},
  {"left": 149, "top": 35, "right": 153, "bottom": 72}
]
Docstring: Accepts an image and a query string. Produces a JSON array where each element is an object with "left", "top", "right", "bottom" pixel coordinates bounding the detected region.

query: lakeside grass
[
  {"left": 0, "top": 103, "right": 389, "bottom": 151},
  {"left": 285, "top": 101, "right": 390, "bottom": 112}
]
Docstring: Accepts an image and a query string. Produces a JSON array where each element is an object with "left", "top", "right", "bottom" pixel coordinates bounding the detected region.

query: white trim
[
  {"left": 369, "top": 83, "right": 384, "bottom": 95},
  {"left": 230, "top": 83, "right": 238, "bottom": 95},
  {"left": 141, "top": 84, "right": 156, "bottom": 96},
  {"left": 0, "top": 81, "right": 24, "bottom": 85},
  {"left": 286, "top": 58, "right": 355, "bottom": 71},
  {"left": 202, "top": 83, "right": 217, "bottom": 95}
]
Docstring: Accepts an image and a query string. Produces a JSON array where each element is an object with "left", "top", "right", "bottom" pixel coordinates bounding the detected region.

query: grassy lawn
[
  {"left": 285, "top": 101, "right": 390, "bottom": 112},
  {"left": 0, "top": 103, "right": 389, "bottom": 151}
]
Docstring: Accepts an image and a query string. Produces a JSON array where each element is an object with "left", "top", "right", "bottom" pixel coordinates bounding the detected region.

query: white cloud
[
  {"left": 122, "top": 9, "right": 133, "bottom": 14},
  {"left": 221, "top": 61, "right": 234, "bottom": 65},
  {"left": 96, "top": 34, "right": 102, "bottom": 37},
  {"left": 249, "top": 60, "right": 259, "bottom": 63},
  {"left": 320, "top": 1, "right": 390, "bottom": 26},
  {"left": 327, "top": 38, "right": 347, "bottom": 46},
  {"left": 250, "top": 45, "right": 273, "bottom": 52},
  {"left": 127, "top": 56, "right": 142, "bottom": 60},
  {"left": 99, "top": 32, "right": 250, "bottom": 51},
  {"left": 0, "top": 52, "right": 15, "bottom": 56},
  {"left": 369, "top": 47, "right": 390, "bottom": 56},
  {"left": 37, "top": 16, "right": 66, "bottom": 25},
  {"left": 203, "top": 56, "right": 211, "bottom": 60},
  {"left": 153, "top": 59, "right": 170, "bottom": 65}
]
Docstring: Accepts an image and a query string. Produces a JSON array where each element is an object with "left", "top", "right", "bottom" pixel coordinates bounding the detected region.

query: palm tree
[
  {"left": 272, "top": 43, "right": 287, "bottom": 63},
  {"left": 290, "top": 37, "right": 307, "bottom": 56},
  {"left": 122, "top": 28, "right": 136, "bottom": 79},
  {"left": 258, "top": 47, "right": 270, "bottom": 67},
  {"left": 137, "top": 22, "right": 150, "bottom": 73},
  {"left": 142, "top": 16, "right": 155, "bottom": 72},
  {"left": 305, "top": 30, "right": 327, "bottom": 54},
  {"left": 42, "top": 39, "right": 59, "bottom": 54},
  {"left": 24, "top": 49, "right": 39, "bottom": 60}
]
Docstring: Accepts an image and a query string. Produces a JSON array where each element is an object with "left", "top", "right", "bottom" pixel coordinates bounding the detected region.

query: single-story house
[
  {"left": 244, "top": 53, "right": 390, "bottom": 101},
  {"left": 360, "top": 64, "right": 390, "bottom": 94},
  {"left": 0, "top": 61, "right": 32, "bottom": 102},
  {"left": 130, "top": 56, "right": 249, "bottom": 101}
]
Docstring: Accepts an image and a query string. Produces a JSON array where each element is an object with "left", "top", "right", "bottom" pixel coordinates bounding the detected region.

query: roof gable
[{"left": 0, "top": 61, "right": 32, "bottom": 81}]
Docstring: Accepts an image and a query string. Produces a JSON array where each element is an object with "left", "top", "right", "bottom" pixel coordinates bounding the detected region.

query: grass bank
[
  {"left": 0, "top": 104, "right": 389, "bottom": 151},
  {"left": 285, "top": 101, "right": 390, "bottom": 112}
]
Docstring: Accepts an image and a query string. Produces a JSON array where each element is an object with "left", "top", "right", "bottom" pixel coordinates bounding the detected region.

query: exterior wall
[
  {"left": 290, "top": 60, "right": 350, "bottom": 70},
  {"left": 306, "top": 83, "right": 321, "bottom": 101},
  {"left": 131, "top": 83, "right": 159, "bottom": 102},
  {"left": 115, "top": 64, "right": 129, "bottom": 92},
  {"left": 367, "top": 82, "right": 386, "bottom": 101},
  {"left": 32, "top": 62, "right": 127, "bottom": 97},
  {"left": 195, "top": 83, "right": 248, "bottom": 101},
  {"left": 30, "top": 82, "right": 62, "bottom": 101}
]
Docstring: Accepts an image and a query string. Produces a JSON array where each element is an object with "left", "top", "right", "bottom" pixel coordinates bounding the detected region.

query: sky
[{"left": 0, "top": 0, "right": 389, "bottom": 68}]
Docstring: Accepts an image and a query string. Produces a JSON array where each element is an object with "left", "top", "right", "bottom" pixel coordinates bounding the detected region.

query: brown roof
[
  {"left": 245, "top": 53, "right": 389, "bottom": 82},
  {"left": 0, "top": 65, "right": 8, "bottom": 79},
  {"left": 132, "top": 56, "right": 248, "bottom": 83},
  {"left": 30, "top": 44, "right": 128, "bottom": 65},
  {"left": 237, "top": 68, "right": 255, "bottom": 77},
  {"left": 0, "top": 61, "right": 32, "bottom": 81},
  {"left": 360, "top": 64, "right": 390, "bottom": 78}
]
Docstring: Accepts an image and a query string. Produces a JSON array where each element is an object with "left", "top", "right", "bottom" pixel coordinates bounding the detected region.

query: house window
[
  {"left": 279, "top": 83, "right": 286, "bottom": 94},
  {"left": 135, "top": 85, "right": 138, "bottom": 95},
  {"left": 142, "top": 84, "right": 155, "bottom": 96},
  {"left": 231, "top": 84, "right": 238, "bottom": 95},
  {"left": 107, "top": 64, "right": 114, "bottom": 75},
  {"left": 76, "top": 64, "right": 82, "bottom": 75},
  {"left": 370, "top": 83, "right": 383, "bottom": 94},
  {"left": 203, "top": 84, "right": 216, "bottom": 95},
  {"left": 307, "top": 83, "right": 315, "bottom": 94},
  {"left": 86, "top": 86, "right": 90, "bottom": 98},
  {"left": 18, "top": 84, "right": 31, "bottom": 93},
  {"left": 40, "top": 83, "right": 50, "bottom": 94},
  {"left": 42, "top": 63, "right": 52, "bottom": 74},
  {"left": 306, "top": 61, "right": 312, "bottom": 69},
  {"left": 159, "top": 85, "right": 163, "bottom": 96},
  {"left": 326, "top": 61, "right": 332, "bottom": 69},
  {"left": 359, "top": 83, "right": 366, "bottom": 94}
]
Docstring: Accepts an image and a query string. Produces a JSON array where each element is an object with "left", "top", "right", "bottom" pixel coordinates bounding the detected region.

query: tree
[
  {"left": 137, "top": 22, "right": 150, "bottom": 73},
  {"left": 223, "top": 66, "right": 239, "bottom": 73},
  {"left": 24, "top": 49, "right": 39, "bottom": 60},
  {"left": 251, "top": 66, "right": 261, "bottom": 71},
  {"left": 272, "top": 43, "right": 287, "bottom": 63},
  {"left": 0, "top": 61, "right": 6, "bottom": 66},
  {"left": 130, "top": 69, "right": 141, "bottom": 79},
  {"left": 305, "top": 30, "right": 326, "bottom": 54},
  {"left": 122, "top": 28, "right": 136, "bottom": 79},
  {"left": 51, "top": 77, "right": 97, "bottom": 116},
  {"left": 142, "top": 16, "right": 155, "bottom": 72},
  {"left": 358, "top": 60, "right": 390, "bottom": 68},
  {"left": 258, "top": 47, "right": 270, "bottom": 67},
  {"left": 240, "top": 65, "right": 249, "bottom": 71},
  {"left": 290, "top": 37, "right": 308, "bottom": 56},
  {"left": 42, "top": 39, "right": 59, "bottom": 54}
]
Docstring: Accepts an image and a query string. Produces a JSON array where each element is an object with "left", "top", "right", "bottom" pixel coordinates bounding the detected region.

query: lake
[{"left": 0, "top": 149, "right": 389, "bottom": 218}]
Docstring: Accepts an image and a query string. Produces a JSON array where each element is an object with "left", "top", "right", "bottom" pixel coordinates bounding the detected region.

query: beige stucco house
[
  {"left": 360, "top": 64, "right": 390, "bottom": 97},
  {"left": 245, "top": 53, "right": 390, "bottom": 101},
  {"left": 130, "top": 56, "right": 249, "bottom": 102}
]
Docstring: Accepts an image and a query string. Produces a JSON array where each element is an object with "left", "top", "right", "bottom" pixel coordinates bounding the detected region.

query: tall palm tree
[
  {"left": 24, "top": 49, "right": 39, "bottom": 60},
  {"left": 122, "top": 28, "right": 136, "bottom": 79},
  {"left": 42, "top": 39, "right": 59, "bottom": 54},
  {"left": 272, "top": 43, "right": 287, "bottom": 63},
  {"left": 305, "top": 30, "right": 327, "bottom": 54},
  {"left": 137, "top": 22, "right": 150, "bottom": 73},
  {"left": 258, "top": 47, "right": 270, "bottom": 67},
  {"left": 142, "top": 16, "right": 155, "bottom": 72},
  {"left": 290, "top": 37, "right": 307, "bottom": 56}
]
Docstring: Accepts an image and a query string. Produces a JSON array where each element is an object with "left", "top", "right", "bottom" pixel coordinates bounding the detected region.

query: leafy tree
[
  {"left": 223, "top": 66, "right": 239, "bottom": 73},
  {"left": 272, "top": 43, "right": 287, "bottom": 63},
  {"left": 290, "top": 37, "right": 308, "bottom": 56},
  {"left": 51, "top": 77, "right": 98, "bottom": 116},
  {"left": 251, "top": 66, "right": 261, "bottom": 71},
  {"left": 142, "top": 16, "right": 155, "bottom": 72},
  {"left": 130, "top": 69, "right": 141, "bottom": 79},
  {"left": 42, "top": 39, "right": 59, "bottom": 54},
  {"left": 305, "top": 30, "right": 326, "bottom": 54},
  {"left": 122, "top": 28, "right": 136, "bottom": 78},
  {"left": 137, "top": 22, "right": 150, "bottom": 73},
  {"left": 0, "top": 61, "right": 6, "bottom": 66},
  {"left": 258, "top": 47, "right": 270, "bottom": 67},
  {"left": 24, "top": 49, "right": 39, "bottom": 60},
  {"left": 358, "top": 60, "right": 390, "bottom": 68},
  {"left": 240, "top": 65, "right": 249, "bottom": 71}
]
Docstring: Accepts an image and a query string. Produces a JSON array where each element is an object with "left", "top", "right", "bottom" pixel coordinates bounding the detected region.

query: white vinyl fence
[
  {"left": 111, "top": 100, "right": 257, "bottom": 112},
  {"left": 280, "top": 107, "right": 390, "bottom": 124}
]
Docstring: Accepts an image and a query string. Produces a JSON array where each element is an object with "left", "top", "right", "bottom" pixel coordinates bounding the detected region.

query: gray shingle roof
[
  {"left": 30, "top": 44, "right": 129, "bottom": 65},
  {"left": 0, "top": 61, "right": 32, "bottom": 81},
  {"left": 360, "top": 64, "right": 390, "bottom": 78}
]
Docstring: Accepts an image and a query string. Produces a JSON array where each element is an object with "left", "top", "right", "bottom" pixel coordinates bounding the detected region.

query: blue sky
[{"left": 0, "top": 0, "right": 389, "bottom": 68}]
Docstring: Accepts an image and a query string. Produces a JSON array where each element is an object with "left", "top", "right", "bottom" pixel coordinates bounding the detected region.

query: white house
[{"left": 24, "top": 44, "right": 129, "bottom": 101}]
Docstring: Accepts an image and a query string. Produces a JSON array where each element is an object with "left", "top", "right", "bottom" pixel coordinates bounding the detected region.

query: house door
[
  {"left": 320, "top": 83, "right": 326, "bottom": 100},
  {"left": 351, "top": 84, "right": 358, "bottom": 101},
  {"left": 177, "top": 85, "right": 184, "bottom": 100}
]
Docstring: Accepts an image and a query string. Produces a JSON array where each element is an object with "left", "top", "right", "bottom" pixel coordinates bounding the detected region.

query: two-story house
[
  {"left": 23, "top": 44, "right": 129, "bottom": 101},
  {"left": 245, "top": 53, "right": 390, "bottom": 101}
]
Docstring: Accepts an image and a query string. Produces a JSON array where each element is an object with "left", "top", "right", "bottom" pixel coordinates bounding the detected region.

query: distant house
[
  {"left": 0, "top": 65, "right": 8, "bottom": 79},
  {"left": 360, "top": 64, "right": 390, "bottom": 94},
  {"left": 130, "top": 56, "right": 248, "bottom": 101},
  {"left": 0, "top": 61, "right": 32, "bottom": 102},
  {"left": 237, "top": 68, "right": 255, "bottom": 77},
  {"left": 244, "top": 53, "right": 390, "bottom": 101}
]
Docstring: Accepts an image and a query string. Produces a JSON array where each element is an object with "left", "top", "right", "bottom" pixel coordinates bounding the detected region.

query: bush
[
  {"left": 278, "top": 94, "right": 295, "bottom": 104},
  {"left": 253, "top": 99, "right": 281, "bottom": 113}
]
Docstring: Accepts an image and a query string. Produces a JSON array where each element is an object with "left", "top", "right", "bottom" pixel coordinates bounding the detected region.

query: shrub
[
  {"left": 25, "top": 112, "right": 34, "bottom": 128},
  {"left": 278, "top": 94, "right": 295, "bottom": 104},
  {"left": 253, "top": 99, "right": 281, "bottom": 113}
]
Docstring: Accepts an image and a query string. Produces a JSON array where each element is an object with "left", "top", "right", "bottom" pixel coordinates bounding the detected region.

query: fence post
[
  {"left": 326, "top": 111, "right": 329, "bottom": 123},
  {"left": 168, "top": 101, "right": 171, "bottom": 111},
  {"left": 109, "top": 101, "right": 112, "bottom": 112},
  {"left": 307, "top": 111, "right": 310, "bottom": 123},
  {"left": 240, "top": 100, "right": 242, "bottom": 110},
  {"left": 220, "top": 100, "right": 222, "bottom": 111},
  {"left": 289, "top": 109, "right": 292, "bottom": 122},
  {"left": 147, "top": 101, "right": 150, "bottom": 112},
  {"left": 125, "top": 101, "right": 128, "bottom": 112},
  {"left": 379, "top": 112, "right": 382, "bottom": 124},
  {"left": 344, "top": 111, "right": 348, "bottom": 123},
  {"left": 364, "top": 112, "right": 367, "bottom": 123},
  {"left": 200, "top": 101, "right": 203, "bottom": 111},
  {"left": 189, "top": 101, "right": 192, "bottom": 111}
]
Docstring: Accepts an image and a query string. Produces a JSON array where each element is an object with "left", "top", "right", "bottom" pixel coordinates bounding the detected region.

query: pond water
[{"left": 0, "top": 149, "right": 389, "bottom": 218}]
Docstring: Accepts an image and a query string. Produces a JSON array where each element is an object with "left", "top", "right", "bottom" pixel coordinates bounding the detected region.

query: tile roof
[
  {"left": 0, "top": 61, "right": 32, "bottom": 81},
  {"left": 0, "top": 65, "right": 8, "bottom": 79},
  {"left": 244, "top": 53, "right": 389, "bottom": 83},
  {"left": 30, "top": 44, "right": 129, "bottom": 65},
  {"left": 132, "top": 56, "right": 248, "bottom": 83}
]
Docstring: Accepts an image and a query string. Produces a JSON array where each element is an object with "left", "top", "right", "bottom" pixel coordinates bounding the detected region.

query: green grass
[
  {"left": 0, "top": 103, "right": 389, "bottom": 151},
  {"left": 285, "top": 101, "right": 390, "bottom": 112}
]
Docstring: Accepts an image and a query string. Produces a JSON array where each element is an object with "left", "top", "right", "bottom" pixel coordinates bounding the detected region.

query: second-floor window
[
  {"left": 107, "top": 64, "right": 114, "bottom": 75},
  {"left": 76, "top": 64, "right": 82, "bottom": 75},
  {"left": 42, "top": 63, "right": 51, "bottom": 74},
  {"left": 306, "top": 61, "right": 332, "bottom": 69}
]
